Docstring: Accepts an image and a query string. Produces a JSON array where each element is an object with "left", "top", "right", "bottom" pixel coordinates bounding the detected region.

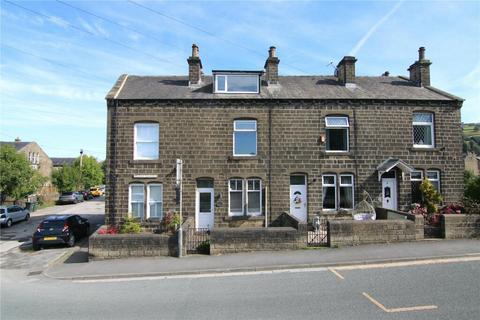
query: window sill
[
  {"left": 322, "top": 151, "right": 353, "bottom": 157},
  {"left": 224, "top": 215, "right": 264, "bottom": 221},
  {"left": 129, "top": 160, "right": 163, "bottom": 165},
  {"left": 228, "top": 155, "right": 260, "bottom": 161},
  {"left": 409, "top": 147, "right": 444, "bottom": 152}
]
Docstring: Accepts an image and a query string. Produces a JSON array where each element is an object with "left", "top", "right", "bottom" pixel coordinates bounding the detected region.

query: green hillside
[{"left": 463, "top": 123, "right": 480, "bottom": 155}]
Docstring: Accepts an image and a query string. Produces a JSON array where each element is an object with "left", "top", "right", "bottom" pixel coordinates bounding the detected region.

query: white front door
[
  {"left": 382, "top": 178, "right": 397, "bottom": 210},
  {"left": 196, "top": 188, "right": 214, "bottom": 230},
  {"left": 290, "top": 175, "right": 307, "bottom": 223}
]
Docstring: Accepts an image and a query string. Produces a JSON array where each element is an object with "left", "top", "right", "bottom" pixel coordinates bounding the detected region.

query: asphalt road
[
  {"left": 0, "top": 198, "right": 104, "bottom": 271},
  {"left": 1, "top": 259, "right": 479, "bottom": 320}
]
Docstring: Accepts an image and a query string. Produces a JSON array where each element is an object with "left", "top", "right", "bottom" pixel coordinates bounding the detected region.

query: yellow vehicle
[{"left": 89, "top": 187, "right": 103, "bottom": 197}]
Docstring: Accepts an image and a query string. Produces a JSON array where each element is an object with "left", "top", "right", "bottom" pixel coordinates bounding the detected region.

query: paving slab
[{"left": 44, "top": 238, "right": 480, "bottom": 280}]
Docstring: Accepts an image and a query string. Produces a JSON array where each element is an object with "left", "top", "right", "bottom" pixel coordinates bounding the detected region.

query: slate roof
[
  {"left": 107, "top": 75, "right": 462, "bottom": 101},
  {"left": 51, "top": 157, "right": 76, "bottom": 167},
  {"left": 0, "top": 141, "right": 31, "bottom": 151}
]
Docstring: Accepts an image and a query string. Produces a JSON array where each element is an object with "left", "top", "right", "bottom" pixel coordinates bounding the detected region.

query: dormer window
[{"left": 213, "top": 71, "right": 261, "bottom": 94}]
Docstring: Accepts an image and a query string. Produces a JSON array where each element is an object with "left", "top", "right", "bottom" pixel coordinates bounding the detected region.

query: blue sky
[{"left": 1, "top": 0, "right": 479, "bottom": 160}]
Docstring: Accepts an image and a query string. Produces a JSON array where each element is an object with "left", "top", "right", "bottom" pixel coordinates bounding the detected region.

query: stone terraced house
[{"left": 105, "top": 45, "right": 464, "bottom": 229}]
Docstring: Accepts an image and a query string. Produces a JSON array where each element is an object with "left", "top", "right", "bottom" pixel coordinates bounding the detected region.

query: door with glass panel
[
  {"left": 196, "top": 188, "right": 214, "bottom": 230},
  {"left": 290, "top": 175, "right": 307, "bottom": 222}
]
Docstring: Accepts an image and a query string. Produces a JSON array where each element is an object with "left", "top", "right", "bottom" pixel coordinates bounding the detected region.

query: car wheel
[
  {"left": 67, "top": 234, "right": 75, "bottom": 247},
  {"left": 6, "top": 219, "right": 12, "bottom": 228},
  {"left": 32, "top": 243, "right": 40, "bottom": 251},
  {"left": 24, "top": 213, "right": 30, "bottom": 221},
  {"left": 73, "top": 199, "right": 77, "bottom": 204}
]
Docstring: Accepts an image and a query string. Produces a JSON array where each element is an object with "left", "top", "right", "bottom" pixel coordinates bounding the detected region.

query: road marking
[
  {"left": 72, "top": 267, "right": 329, "bottom": 283},
  {"left": 362, "top": 292, "right": 437, "bottom": 313},
  {"left": 335, "top": 256, "right": 480, "bottom": 272},
  {"left": 328, "top": 267, "right": 345, "bottom": 280}
]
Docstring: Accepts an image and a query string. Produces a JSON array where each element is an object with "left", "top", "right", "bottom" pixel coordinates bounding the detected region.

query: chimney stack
[
  {"left": 336, "top": 56, "right": 357, "bottom": 86},
  {"left": 264, "top": 46, "right": 280, "bottom": 85},
  {"left": 14, "top": 137, "right": 21, "bottom": 142},
  {"left": 187, "top": 43, "right": 202, "bottom": 86},
  {"left": 408, "top": 46, "right": 431, "bottom": 87}
]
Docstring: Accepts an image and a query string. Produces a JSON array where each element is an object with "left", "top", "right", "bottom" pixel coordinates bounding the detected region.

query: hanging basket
[{"left": 353, "top": 191, "right": 376, "bottom": 221}]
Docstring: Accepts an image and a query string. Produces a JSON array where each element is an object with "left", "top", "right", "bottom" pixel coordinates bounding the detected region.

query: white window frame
[
  {"left": 322, "top": 174, "right": 337, "bottom": 211},
  {"left": 325, "top": 116, "right": 349, "bottom": 152},
  {"left": 412, "top": 113, "right": 435, "bottom": 148},
  {"left": 233, "top": 120, "right": 257, "bottom": 157},
  {"left": 339, "top": 174, "right": 354, "bottom": 210},
  {"left": 246, "top": 178, "right": 262, "bottom": 216},
  {"left": 146, "top": 184, "right": 163, "bottom": 219},
  {"left": 134, "top": 123, "right": 159, "bottom": 160},
  {"left": 214, "top": 74, "right": 260, "bottom": 94},
  {"left": 228, "top": 179, "right": 244, "bottom": 216},
  {"left": 426, "top": 170, "right": 440, "bottom": 193},
  {"left": 128, "top": 184, "right": 145, "bottom": 219},
  {"left": 410, "top": 170, "right": 424, "bottom": 204}
]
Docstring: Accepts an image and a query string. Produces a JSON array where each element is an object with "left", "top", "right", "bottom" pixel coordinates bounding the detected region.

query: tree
[
  {"left": 464, "top": 170, "right": 480, "bottom": 201},
  {"left": 0, "top": 145, "right": 45, "bottom": 203},
  {"left": 74, "top": 155, "right": 104, "bottom": 189},
  {"left": 52, "top": 165, "right": 81, "bottom": 193}
]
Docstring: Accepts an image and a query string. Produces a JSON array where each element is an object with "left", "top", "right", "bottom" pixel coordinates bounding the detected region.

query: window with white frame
[
  {"left": 413, "top": 113, "right": 434, "bottom": 148},
  {"left": 229, "top": 178, "right": 262, "bottom": 216},
  {"left": 325, "top": 116, "right": 349, "bottom": 152},
  {"left": 214, "top": 74, "right": 260, "bottom": 93},
  {"left": 147, "top": 184, "right": 163, "bottom": 219},
  {"left": 322, "top": 175, "right": 337, "bottom": 210},
  {"left": 233, "top": 120, "right": 257, "bottom": 156},
  {"left": 129, "top": 184, "right": 145, "bottom": 219},
  {"left": 134, "top": 123, "right": 159, "bottom": 160},
  {"left": 426, "top": 170, "right": 440, "bottom": 193},
  {"left": 339, "top": 174, "right": 354, "bottom": 209},
  {"left": 410, "top": 170, "right": 424, "bottom": 204},
  {"left": 247, "top": 179, "right": 262, "bottom": 215},
  {"left": 229, "top": 179, "right": 244, "bottom": 216}
]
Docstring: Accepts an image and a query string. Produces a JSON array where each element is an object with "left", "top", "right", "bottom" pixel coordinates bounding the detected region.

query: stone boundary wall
[
  {"left": 441, "top": 214, "right": 480, "bottom": 239},
  {"left": 375, "top": 207, "right": 424, "bottom": 240},
  {"left": 328, "top": 220, "right": 416, "bottom": 247},
  {"left": 210, "top": 227, "right": 307, "bottom": 255},
  {"left": 89, "top": 228, "right": 178, "bottom": 260}
]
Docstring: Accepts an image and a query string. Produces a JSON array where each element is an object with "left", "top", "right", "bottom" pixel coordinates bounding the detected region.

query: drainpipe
[
  {"left": 353, "top": 107, "right": 359, "bottom": 195},
  {"left": 110, "top": 100, "right": 119, "bottom": 227},
  {"left": 268, "top": 104, "right": 273, "bottom": 227}
]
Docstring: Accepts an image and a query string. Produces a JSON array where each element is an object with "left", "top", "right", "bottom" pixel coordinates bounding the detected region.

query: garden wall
[
  {"left": 89, "top": 228, "right": 178, "bottom": 260},
  {"left": 328, "top": 220, "right": 416, "bottom": 247},
  {"left": 209, "top": 227, "right": 307, "bottom": 255},
  {"left": 375, "top": 207, "right": 424, "bottom": 240},
  {"left": 441, "top": 214, "right": 480, "bottom": 239}
]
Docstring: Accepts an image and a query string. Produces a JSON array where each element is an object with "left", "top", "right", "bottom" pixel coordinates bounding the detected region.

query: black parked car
[{"left": 32, "top": 215, "right": 90, "bottom": 250}]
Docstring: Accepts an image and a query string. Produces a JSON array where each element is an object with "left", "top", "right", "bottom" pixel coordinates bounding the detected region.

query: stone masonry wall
[
  {"left": 441, "top": 214, "right": 480, "bottom": 239},
  {"left": 105, "top": 99, "right": 463, "bottom": 227},
  {"left": 210, "top": 227, "right": 306, "bottom": 254},
  {"left": 328, "top": 220, "right": 416, "bottom": 247}
]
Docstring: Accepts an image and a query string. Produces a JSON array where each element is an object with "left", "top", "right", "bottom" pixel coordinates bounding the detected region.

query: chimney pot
[
  {"left": 269, "top": 46, "right": 276, "bottom": 58},
  {"left": 14, "top": 137, "right": 21, "bottom": 142},
  {"left": 192, "top": 43, "right": 199, "bottom": 58},
  {"left": 419, "top": 47, "right": 425, "bottom": 60},
  {"left": 382, "top": 71, "right": 390, "bottom": 77}
]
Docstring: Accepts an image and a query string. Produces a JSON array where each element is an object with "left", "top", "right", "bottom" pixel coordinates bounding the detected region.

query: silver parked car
[
  {"left": 0, "top": 205, "right": 30, "bottom": 228},
  {"left": 58, "top": 192, "right": 84, "bottom": 204}
]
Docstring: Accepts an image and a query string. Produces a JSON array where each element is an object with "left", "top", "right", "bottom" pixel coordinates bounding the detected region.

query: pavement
[{"left": 44, "top": 238, "right": 480, "bottom": 280}]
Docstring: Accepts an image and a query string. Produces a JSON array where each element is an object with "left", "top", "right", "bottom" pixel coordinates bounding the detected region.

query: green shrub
[
  {"left": 161, "top": 211, "right": 182, "bottom": 233},
  {"left": 120, "top": 217, "right": 142, "bottom": 234},
  {"left": 420, "top": 179, "right": 442, "bottom": 214},
  {"left": 196, "top": 240, "right": 210, "bottom": 254},
  {"left": 464, "top": 170, "right": 480, "bottom": 201}
]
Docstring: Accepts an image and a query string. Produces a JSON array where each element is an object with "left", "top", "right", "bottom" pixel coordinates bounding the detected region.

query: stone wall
[
  {"left": 328, "top": 220, "right": 416, "bottom": 247},
  {"left": 441, "top": 214, "right": 480, "bottom": 239},
  {"left": 105, "top": 99, "right": 463, "bottom": 227},
  {"left": 375, "top": 207, "right": 424, "bottom": 240},
  {"left": 210, "top": 227, "right": 306, "bottom": 254},
  {"left": 89, "top": 229, "right": 177, "bottom": 260}
]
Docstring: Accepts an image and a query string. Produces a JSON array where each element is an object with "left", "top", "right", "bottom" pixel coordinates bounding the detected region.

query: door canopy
[{"left": 376, "top": 158, "right": 415, "bottom": 181}]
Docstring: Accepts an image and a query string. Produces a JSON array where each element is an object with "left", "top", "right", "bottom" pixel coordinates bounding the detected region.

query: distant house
[
  {"left": 51, "top": 157, "right": 77, "bottom": 170},
  {"left": 465, "top": 152, "right": 480, "bottom": 175},
  {"left": 0, "top": 138, "right": 57, "bottom": 202}
]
